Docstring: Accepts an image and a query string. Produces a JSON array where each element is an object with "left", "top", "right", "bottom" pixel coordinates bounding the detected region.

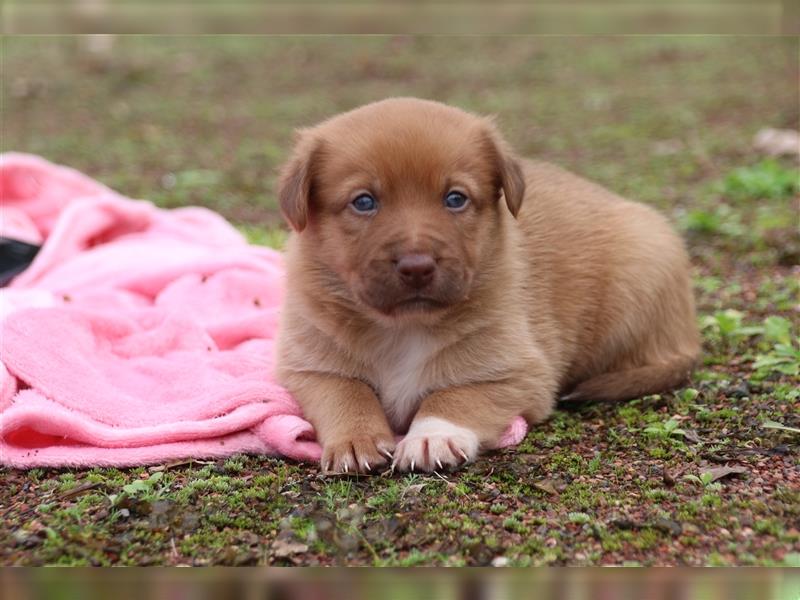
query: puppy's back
[{"left": 515, "top": 160, "right": 699, "bottom": 393}]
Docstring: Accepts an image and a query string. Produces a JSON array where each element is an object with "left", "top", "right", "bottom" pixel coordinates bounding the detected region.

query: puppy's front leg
[
  {"left": 394, "top": 382, "right": 548, "bottom": 472},
  {"left": 282, "top": 372, "right": 395, "bottom": 474}
]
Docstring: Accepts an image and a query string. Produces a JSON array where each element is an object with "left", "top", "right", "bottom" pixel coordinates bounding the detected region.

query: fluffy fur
[{"left": 274, "top": 98, "right": 700, "bottom": 473}]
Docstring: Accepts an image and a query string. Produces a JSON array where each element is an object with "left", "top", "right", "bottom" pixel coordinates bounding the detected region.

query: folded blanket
[{"left": 0, "top": 153, "right": 527, "bottom": 469}]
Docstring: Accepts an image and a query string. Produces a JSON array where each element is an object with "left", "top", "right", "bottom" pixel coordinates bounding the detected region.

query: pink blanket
[{"left": 0, "top": 153, "right": 527, "bottom": 469}]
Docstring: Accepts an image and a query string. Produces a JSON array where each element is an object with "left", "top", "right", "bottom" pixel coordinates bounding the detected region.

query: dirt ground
[{"left": 1, "top": 36, "right": 798, "bottom": 566}]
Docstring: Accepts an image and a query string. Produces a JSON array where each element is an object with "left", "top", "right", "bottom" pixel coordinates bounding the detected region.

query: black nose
[{"left": 395, "top": 253, "right": 436, "bottom": 289}]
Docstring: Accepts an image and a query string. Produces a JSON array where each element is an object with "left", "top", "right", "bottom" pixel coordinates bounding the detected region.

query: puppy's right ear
[{"left": 277, "top": 130, "right": 319, "bottom": 232}]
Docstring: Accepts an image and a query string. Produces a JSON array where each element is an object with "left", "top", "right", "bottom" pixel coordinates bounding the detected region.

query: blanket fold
[{"left": 0, "top": 153, "right": 526, "bottom": 469}]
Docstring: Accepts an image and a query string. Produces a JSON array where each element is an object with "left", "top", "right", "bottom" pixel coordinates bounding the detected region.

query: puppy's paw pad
[
  {"left": 321, "top": 434, "right": 395, "bottom": 475},
  {"left": 393, "top": 417, "right": 479, "bottom": 472}
]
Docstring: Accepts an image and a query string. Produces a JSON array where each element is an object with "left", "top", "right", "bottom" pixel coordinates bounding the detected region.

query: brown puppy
[{"left": 274, "top": 98, "right": 700, "bottom": 474}]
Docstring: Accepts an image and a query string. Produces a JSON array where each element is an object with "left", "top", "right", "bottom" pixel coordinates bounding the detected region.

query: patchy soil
[{"left": 1, "top": 36, "right": 798, "bottom": 566}]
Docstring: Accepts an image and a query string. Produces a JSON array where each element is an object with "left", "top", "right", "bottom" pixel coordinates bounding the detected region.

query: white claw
[
  {"left": 410, "top": 459, "right": 415, "bottom": 471},
  {"left": 458, "top": 449, "right": 468, "bottom": 462},
  {"left": 436, "top": 459, "right": 444, "bottom": 471},
  {"left": 363, "top": 460, "right": 370, "bottom": 471},
  {"left": 379, "top": 448, "right": 394, "bottom": 459},
  {"left": 342, "top": 461, "right": 349, "bottom": 473}
]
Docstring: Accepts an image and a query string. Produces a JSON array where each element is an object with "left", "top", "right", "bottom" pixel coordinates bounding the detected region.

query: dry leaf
[
  {"left": 271, "top": 539, "right": 308, "bottom": 558},
  {"left": 533, "top": 479, "right": 559, "bottom": 496},
  {"left": 682, "top": 428, "right": 702, "bottom": 444},
  {"left": 762, "top": 419, "right": 800, "bottom": 434},
  {"left": 57, "top": 482, "right": 101, "bottom": 501},
  {"left": 702, "top": 465, "right": 748, "bottom": 483},
  {"left": 401, "top": 483, "right": 427, "bottom": 497}
]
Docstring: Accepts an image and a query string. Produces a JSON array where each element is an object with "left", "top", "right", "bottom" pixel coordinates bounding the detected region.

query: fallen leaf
[
  {"left": 533, "top": 480, "right": 559, "bottom": 496},
  {"left": 762, "top": 420, "right": 800, "bottom": 434},
  {"left": 271, "top": 538, "right": 308, "bottom": 558},
  {"left": 652, "top": 518, "right": 682, "bottom": 536},
  {"left": 701, "top": 465, "right": 748, "bottom": 483},
  {"left": 682, "top": 428, "right": 702, "bottom": 444},
  {"left": 57, "top": 481, "right": 101, "bottom": 501},
  {"left": 401, "top": 483, "right": 427, "bottom": 498}
]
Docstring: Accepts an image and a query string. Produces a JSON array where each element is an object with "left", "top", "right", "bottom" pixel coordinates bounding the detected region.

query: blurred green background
[{"left": 3, "top": 36, "right": 797, "bottom": 238}]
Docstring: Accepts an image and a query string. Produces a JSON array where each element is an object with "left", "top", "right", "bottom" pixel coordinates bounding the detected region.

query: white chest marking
[{"left": 371, "top": 329, "right": 438, "bottom": 431}]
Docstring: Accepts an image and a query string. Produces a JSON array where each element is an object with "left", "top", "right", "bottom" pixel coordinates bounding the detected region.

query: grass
[{"left": 1, "top": 35, "right": 798, "bottom": 566}]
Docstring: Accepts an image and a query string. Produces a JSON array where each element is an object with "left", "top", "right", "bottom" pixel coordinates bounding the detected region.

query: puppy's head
[{"left": 278, "top": 98, "right": 525, "bottom": 323}]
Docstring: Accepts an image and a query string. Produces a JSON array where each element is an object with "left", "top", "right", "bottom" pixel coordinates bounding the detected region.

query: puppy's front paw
[
  {"left": 393, "top": 417, "right": 480, "bottom": 472},
  {"left": 321, "top": 433, "right": 395, "bottom": 475}
]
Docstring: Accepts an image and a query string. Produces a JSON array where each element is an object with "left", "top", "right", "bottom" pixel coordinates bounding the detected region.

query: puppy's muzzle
[{"left": 394, "top": 253, "right": 436, "bottom": 290}]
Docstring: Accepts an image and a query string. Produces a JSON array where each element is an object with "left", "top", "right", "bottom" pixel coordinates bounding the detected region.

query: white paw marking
[{"left": 393, "top": 417, "right": 479, "bottom": 472}]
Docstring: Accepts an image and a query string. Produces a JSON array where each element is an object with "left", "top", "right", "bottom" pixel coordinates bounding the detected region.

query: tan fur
[{"left": 274, "top": 98, "right": 700, "bottom": 473}]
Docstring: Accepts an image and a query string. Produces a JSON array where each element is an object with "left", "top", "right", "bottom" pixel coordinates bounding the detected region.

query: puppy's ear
[
  {"left": 277, "top": 129, "right": 320, "bottom": 232},
  {"left": 480, "top": 119, "right": 526, "bottom": 218},
  {"left": 498, "top": 152, "right": 525, "bottom": 218}
]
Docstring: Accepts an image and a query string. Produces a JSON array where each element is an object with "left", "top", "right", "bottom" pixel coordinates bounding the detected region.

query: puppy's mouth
[
  {"left": 354, "top": 265, "right": 472, "bottom": 318},
  {"left": 386, "top": 296, "right": 449, "bottom": 315},
  {"left": 355, "top": 289, "right": 456, "bottom": 319}
]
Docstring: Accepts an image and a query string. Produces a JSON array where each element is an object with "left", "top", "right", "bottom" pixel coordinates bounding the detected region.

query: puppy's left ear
[
  {"left": 480, "top": 119, "right": 526, "bottom": 218},
  {"left": 498, "top": 151, "right": 525, "bottom": 218}
]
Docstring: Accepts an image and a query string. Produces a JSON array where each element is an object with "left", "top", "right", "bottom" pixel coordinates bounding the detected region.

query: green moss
[{"left": 559, "top": 482, "right": 604, "bottom": 510}]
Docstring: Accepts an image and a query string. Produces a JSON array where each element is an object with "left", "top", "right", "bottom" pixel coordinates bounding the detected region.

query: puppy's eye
[
  {"left": 350, "top": 193, "right": 378, "bottom": 214},
  {"left": 444, "top": 191, "right": 469, "bottom": 212}
]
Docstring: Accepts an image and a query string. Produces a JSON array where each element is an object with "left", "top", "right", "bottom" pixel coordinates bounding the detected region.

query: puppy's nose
[{"left": 395, "top": 254, "right": 436, "bottom": 288}]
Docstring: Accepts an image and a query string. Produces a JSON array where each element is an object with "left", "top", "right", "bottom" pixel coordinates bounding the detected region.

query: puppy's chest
[{"left": 366, "top": 331, "right": 440, "bottom": 432}]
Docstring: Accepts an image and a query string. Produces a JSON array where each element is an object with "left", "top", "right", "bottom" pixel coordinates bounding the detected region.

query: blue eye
[
  {"left": 351, "top": 193, "right": 378, "bottom": 214},
  {"left": 444, "top": 191, "right": 469, "bottom": 211}
]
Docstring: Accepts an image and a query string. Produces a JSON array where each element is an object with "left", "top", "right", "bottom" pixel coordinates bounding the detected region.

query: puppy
[{"left": 274, "top": 98, "right": 700, "bottom": 474}]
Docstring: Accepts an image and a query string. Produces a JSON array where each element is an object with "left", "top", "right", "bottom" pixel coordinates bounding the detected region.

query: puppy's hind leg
[{"left": 560, "top": 354, "right": 698, "bottom": 403}]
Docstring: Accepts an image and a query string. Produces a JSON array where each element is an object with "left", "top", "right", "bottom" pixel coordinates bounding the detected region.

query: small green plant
[
  {"left": 586, "top": 453, "right": 602, "bottom": 474},
  {"left": 701, "top": 313, "right": 800, "bottom": 379},
  {"left": 701, "top": 309, "right": 763, "bottom": 339},
  {"left": 567, "top": 512, "right": 591, "bottom": 525},
  {"left": 762, "top": 316, "right": 793, "bottom": 346},
  {"left": 107, "top": 471, "right": 168, "bottom": 506},
  {"left": 502, "top": 517, "right": 527, "bottom": 533},
  {"left": 684, "top": 471, "right": 716, "bottom": 487},
  {"left": 718, "top": 159, "right": 799, "bottom": 203},
  {"left": 643, "top": 418, "right": 687, "bottom": 439},
  {"left": 121, "top": 470, "right": 164, "bottom": 496},
  {"left": 749, "top": 314, "right": 799, "bottom": 378},
  {"left": 752, "top": 341, "right": 800, "bottom": 379},
  {"left": 680, "top": 204, "right": 744, "bottom": 237},
  {"left": 700, "top": 492, "right": 723, "bottom": 507}
]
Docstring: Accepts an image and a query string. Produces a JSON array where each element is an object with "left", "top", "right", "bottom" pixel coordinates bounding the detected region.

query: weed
[
  {"left": 717, "top": 160, "right": 799, "bottom": 203},
  {"left": 643, "top": 418, "right": 688, "bottom": 440}
]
